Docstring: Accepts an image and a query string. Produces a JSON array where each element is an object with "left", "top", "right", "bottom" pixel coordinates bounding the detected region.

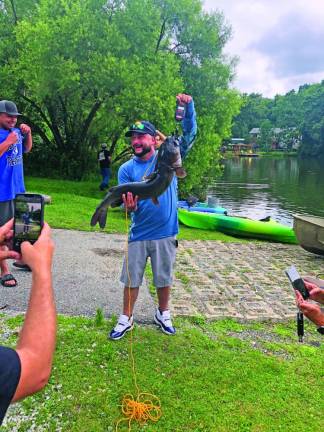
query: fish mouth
[
  {"left": 175, "top": 167, "right": 186, "bottom": 178},
  {"left": 171, "top": 154, "right": 183, "bottom": 169},
  {"left": 171, "top": 153, "right": 186, "bottom": 177}
]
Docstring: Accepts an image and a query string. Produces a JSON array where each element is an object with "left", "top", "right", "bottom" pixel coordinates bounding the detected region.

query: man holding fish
[{"left": 109, "top": 93, "right": 197, "bottom": 340}]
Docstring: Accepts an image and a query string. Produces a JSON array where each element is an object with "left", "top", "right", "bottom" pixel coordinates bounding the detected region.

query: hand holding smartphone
[
  {"left": 285, "top": 265, "right": 308, "bottom": 342},
  {"left": 13, "top": 194, "right": 44, "bottom": 253},
  {"left": 285, "top": 265, "right": 309, "bottom": 300}
]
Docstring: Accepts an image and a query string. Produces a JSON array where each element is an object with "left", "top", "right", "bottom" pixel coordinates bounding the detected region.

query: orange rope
[{"left": 116, "top": 209, "right": 162, "bottom": 431}]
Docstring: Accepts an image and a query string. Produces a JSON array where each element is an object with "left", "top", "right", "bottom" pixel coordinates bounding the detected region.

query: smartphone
[
  {"left": 175, "top": 101, "right": 186, "bottom": 122},
  {"left": 285, "top": 265, "right": 310, "bottom": 300},
  {"left": 13, "top": 193, "right": 44, "bottom": 252}
]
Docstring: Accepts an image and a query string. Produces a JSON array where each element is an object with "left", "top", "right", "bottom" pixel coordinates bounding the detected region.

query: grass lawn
[
  {"left": 1, "top": 315, "right": 323, "bottom": 431},
  {"left": 25, "top": 176, "right": 247, "bottom": 242},
  {"left": 2, "top": 176, "right": 320, "bottom": 431}
]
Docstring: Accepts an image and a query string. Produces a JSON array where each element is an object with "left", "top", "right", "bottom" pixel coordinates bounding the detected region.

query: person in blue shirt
[
  {"left": 22, "top": 212, "right": 31, "bottom": 234},
  {"left": 0, "top": 100, "right": 33, "bottom": 287},
  {"left": 110, "top": 93, "right": 197, "bottom": 340},
  {"left": 0, "top": 220, "right": 56, "bottom": 425}
]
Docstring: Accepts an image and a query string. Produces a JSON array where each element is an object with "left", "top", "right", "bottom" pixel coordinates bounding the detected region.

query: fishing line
[
  {"left": 115, "top": 209, "right": 162, "bottom": 431},
  {"left": 141, "top": 152, "right": 158, "bottom": 181}
]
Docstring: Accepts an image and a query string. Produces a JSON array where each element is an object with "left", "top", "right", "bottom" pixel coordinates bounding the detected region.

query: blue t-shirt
[
  {"left": 118, "top": 100, "right": 197, "bottom": 242},
  {"left": 0, "top": 128, "right": 26, "bottom": 202},
  {"left": 0, "top": 346, "right": 21, "bottom": 425}
]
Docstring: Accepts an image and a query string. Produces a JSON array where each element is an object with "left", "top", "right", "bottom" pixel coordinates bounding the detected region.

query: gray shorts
[
  {"left": 0, "top": 200, "right": 14, "bottom": 226},
  {"left": 120, "top": 237, "right": 178, "bottom": 288}
]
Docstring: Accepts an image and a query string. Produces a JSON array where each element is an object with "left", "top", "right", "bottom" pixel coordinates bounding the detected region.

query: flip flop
[
  {"left": 13, "top": 262, "right": 31, "bottom": 271},
  {"left": 0, "top": 274, "right": 18, "bottom": 287}
]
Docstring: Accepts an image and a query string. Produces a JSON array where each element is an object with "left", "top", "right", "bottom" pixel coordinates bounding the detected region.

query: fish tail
[
  {"left": 90, "top": 207, "right": 109, "bottom": 228},
  {"left": 98, "top": 207, "right": 108, "bottom": 229}
]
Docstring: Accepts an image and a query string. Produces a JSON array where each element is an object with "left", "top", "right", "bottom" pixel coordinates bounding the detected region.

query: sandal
[
  {"left": 0, "top": 274, "right": 18, "bottom": 287},
  {"left": 13, "top": 262, "right": 31, "bottom": 271}
]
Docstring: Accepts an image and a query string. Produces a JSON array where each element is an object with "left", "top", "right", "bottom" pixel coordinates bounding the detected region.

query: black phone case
[
  {"left": 292, "top": 278, "right": 310, "bottom": 300},
  {"left": 13, "top": 194, "right": 44, "bottom": 253}
]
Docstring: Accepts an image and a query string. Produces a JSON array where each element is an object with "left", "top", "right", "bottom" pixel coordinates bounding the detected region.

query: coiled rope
[{"left": 116, "top": 209, "right": 162, "bottom": 431}]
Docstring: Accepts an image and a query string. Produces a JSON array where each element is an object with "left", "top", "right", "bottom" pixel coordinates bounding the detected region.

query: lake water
[{"left": 207, "top": 156, "right": 324, "bottom": 226}]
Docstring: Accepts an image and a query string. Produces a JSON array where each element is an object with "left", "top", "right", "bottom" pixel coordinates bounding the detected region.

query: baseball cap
[
  {"left": 125, "top": 120, "right": 156, "bottom": 137},
  {"left": 0, "top": 100, "right": 21, "bottom": 116}
]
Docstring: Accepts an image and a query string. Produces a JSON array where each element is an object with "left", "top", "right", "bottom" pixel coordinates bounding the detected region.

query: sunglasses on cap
[{"left": 132, "top": 121, "right": 146, "bottom": 130}]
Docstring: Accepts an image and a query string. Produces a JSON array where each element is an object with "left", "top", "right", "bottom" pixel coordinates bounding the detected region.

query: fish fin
[
  {"left": 98, "top": 208, "right": 109, "bottom": 228},
  {"left": 144, "top": 171, "right": 158, "bottom": 181},
  {"left": 90, "top": 210, "right": 99, "bottom": 227},
  {"left": 151, "top": 197, "right": 159, "bottom": 205}
]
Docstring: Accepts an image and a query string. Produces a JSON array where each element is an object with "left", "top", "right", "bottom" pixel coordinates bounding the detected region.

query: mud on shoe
[
  {"left": 109, "top": 314, "right": 134, "bottom": 340},
  {"left": 154, "top": 309, "right": 176, "bottom": 335}
]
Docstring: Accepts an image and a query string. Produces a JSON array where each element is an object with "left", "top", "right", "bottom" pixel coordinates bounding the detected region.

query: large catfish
[{"left": 90, "top": 135, "right": 186, "bottom": 229}]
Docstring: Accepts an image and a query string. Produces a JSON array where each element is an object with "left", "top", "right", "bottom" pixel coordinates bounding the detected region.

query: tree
[
  {"left": 258, "top": 119, "right": 273, "bottom": 151},
  {"left": 299, "top": 82, "right": 324, "bottom": 157},
  {"left": 0, "top": 0, "right": 240, "bottom": 190},
  {"left": 231, "top": 93, "right": 272, "bottom": 142}
]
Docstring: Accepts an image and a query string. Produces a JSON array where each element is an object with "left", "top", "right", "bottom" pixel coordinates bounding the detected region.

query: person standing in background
[
  {"left": 97, "top": 143, "right": 112, "bottom": 191},
  {"left": 0, "top": 100, "right": 33, "bottom": 286}
]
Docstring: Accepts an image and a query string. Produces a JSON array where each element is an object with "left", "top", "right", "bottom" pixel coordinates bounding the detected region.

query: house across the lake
[{"left": 249, "top": 128, "right": 260, "bottom": 140}]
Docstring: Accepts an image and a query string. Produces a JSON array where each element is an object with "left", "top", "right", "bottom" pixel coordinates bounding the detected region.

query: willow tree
[{"left": 0, "top": 0, "right": 241, "bottom": 187}]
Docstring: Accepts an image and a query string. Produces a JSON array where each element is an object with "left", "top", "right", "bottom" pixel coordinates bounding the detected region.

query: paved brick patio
[{"left": 171, "top": 240, "right": 324, "bottom": 321}]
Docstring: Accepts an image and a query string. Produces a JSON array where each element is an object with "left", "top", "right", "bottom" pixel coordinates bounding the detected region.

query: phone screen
[
  {"left": 13, "top": 194, "right": 44, "bottom": 252},
  {"left": 285, "top": 265, "right": 310, "bottom": 300}
]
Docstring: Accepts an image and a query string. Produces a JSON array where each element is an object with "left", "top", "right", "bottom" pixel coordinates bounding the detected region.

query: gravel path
[
  {"left": 0, "top": 229, "right": 155, "bottom": 322},
  {"left": 172, "top": 239, "right": 324, "bottom": 321},
  {"left": 1, "top": 229, "right": 323, "bottom": 323}
]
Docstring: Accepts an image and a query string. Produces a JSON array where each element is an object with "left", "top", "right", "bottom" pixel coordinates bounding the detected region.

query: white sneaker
[
  {"left": 154, "top": 309, "right": 176, "bottom": 335},
  {"left": 109, "top": 314, "right": 134, "bottom": 340}
]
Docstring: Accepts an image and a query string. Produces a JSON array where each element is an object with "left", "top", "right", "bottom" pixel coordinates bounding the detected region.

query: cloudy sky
[{"left": 203, "top": 0, "right": 324, "bottom": 97}]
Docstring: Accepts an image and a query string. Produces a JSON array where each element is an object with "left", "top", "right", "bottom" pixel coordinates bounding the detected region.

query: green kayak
[{"left": 178, "top": 208, "right": 298, "bottom": 244}]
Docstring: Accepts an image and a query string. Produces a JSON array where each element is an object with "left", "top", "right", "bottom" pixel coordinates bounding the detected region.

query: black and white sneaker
[
  {"left": 109, "top": 314, "right": 134, "bottom": 340},
  {"left": 154, "top": 309, "right": 176, "bottom": 335}
]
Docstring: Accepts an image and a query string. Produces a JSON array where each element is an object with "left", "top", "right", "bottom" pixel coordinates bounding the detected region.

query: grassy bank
[
  {"left": 2, "top": 314, "right": 323, "bottom": 432},
  {"left": 2, "top": 177, "right": 321, "bottom": 431},
  {"left": 25, "top": 177, "right": 246, "bottom": 242}
]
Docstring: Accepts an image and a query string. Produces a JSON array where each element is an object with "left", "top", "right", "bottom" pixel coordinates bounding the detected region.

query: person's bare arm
[
  {"left": 12, "top": 223, "right": 56, "bottom": 401},
  {"left": 0, "top": 132, "right": 18, "bottom": 157},
  {"left": 295, "top": 291, "right": 324, "bottom": 327},
  {"left": 303, "top": 279, "right": 324, "bottom": 304},
  {"left": 20, "top": 124, "right": 33, "bottom": 153}
]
